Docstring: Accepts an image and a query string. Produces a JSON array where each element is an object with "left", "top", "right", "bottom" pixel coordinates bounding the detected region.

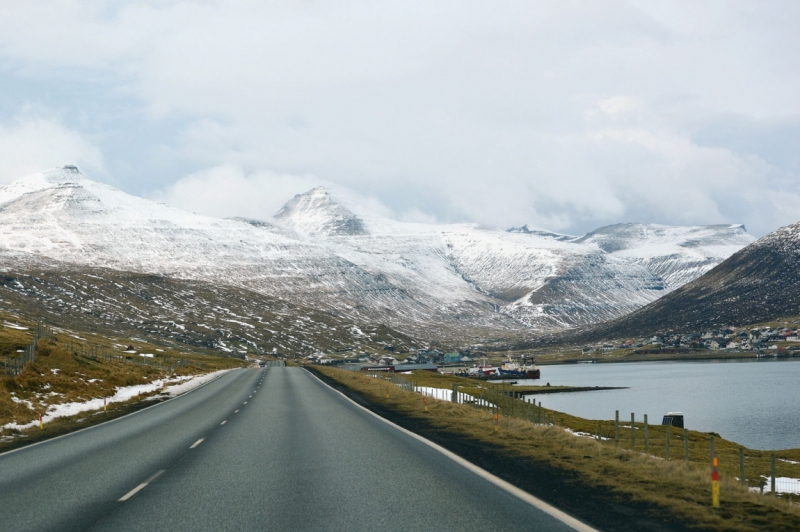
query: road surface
[{"left": 0, "top": 367, "right": 588, "bottom": 531}]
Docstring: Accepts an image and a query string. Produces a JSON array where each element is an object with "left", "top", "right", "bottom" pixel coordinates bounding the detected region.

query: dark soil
[{"left": 309, "top": 366, "right": 707, "bottom": 532}]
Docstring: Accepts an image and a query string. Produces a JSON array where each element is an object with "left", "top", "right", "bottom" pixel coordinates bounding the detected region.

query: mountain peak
[
  {"left": 274, "top": 187, "right": 367, "bottom": 236},
  {"left": 41, "top": 165, "right": 87, "bottom": 184}
]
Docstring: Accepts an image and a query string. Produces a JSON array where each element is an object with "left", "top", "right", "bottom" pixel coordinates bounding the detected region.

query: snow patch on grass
[{"left": 1, "top": 369, "right": 232, "bottom": 432}]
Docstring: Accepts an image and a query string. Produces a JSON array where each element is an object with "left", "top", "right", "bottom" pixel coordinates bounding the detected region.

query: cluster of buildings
[
  {"left": 306, "top": 347, "right": 481, "bottom": 368},
  {"left": 584, "top": 326, "right": 800, "bottom": 355}
]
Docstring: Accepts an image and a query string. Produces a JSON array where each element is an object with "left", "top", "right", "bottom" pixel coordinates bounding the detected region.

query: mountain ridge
[{"left": 0, "top": 166, "right": 756, "bottom": 341}]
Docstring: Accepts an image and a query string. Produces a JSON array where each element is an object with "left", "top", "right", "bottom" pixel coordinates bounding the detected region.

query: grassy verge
[
  {"left": 0, "top": 319, "right": 244, "bottom": 451},
  {"left": 312, "top": 366, "right": 800, "bottom": 532}
]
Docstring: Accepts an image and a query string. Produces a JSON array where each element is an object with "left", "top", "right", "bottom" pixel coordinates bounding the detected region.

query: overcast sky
[{"left": 1, "top": 1, "right": 798, "bottom": 236}]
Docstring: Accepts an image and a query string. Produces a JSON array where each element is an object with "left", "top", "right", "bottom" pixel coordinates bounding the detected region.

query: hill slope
[
  {"left": 579, "top": 221, "right": 800, "bottom": 338},
  {"left": 0, "top": 167, "right": 755, "bottom": 340}
]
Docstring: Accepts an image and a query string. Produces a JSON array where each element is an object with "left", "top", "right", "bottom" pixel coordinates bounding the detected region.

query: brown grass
[
  {"left": 0, "top": 325, "right": 244, "bottom": 439},
  {"left": 316, "top": 366, "right": 800, "bottom": 532}
]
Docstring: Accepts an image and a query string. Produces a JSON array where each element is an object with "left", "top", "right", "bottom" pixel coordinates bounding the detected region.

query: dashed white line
[
  {"left": 243, "top": 401, "right": 248, "bottom": 404},
  {"left": 118, "top": 470, "right": 165, "bottom": 501},
  {"left": 220, "top": 420, "right": 227, "bottom": 425},
  {"left": 190, "top": 438, "right": 204, "bottom": 449},
  {"left": 235, "top": 409, "right": 239, "bottom": 413}
]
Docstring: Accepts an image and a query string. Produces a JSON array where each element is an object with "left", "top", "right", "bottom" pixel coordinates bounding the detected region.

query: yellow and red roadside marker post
[
  {"left": 39, "top": 412, "right": 43, "bottom": 429},
  {"left": 493, "top": 411, "right": 499, "bottom": 433},
  {"left": 423, "top": 396, "right": 428, "bottom": 413},
  {"left": 104, "top": 397, "right": 107, "bottom": 411},
  {"left": 711, "top": 452, "right": 720, "bottom": 508}
]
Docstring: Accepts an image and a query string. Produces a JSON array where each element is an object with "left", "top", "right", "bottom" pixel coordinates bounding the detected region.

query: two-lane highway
[{"left": 0, "top": 367, "right": 590, "bottom": 531}]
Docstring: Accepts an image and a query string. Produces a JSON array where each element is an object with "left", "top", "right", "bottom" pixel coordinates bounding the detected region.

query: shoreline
[
  {"left": 536, "top": 351, "right": 800, "bottom": 366},
  {"left": 309, "top": 364, "right": 800, "bottom": 531},
  {"left": 517, "top": 385, "right": 628, "bottom": 394}
]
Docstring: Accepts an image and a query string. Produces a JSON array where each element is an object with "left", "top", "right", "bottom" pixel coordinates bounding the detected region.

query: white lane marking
[
  {"left": 249, "top": 395, "right": 252, "bottom": 398},
  {"left": 119, "top": 483, "right": 147, "bottom": 501},
  {"left": 220, "top": 420, "right": 227, "bottom": 425},
  {"left": 243, "top": 401, "right": 247, "bottom": 404},
  {"left": 306, "top": 370, "right": 596, "bottom": 532},
  {"left": 235, "top": 409, "right": 239, "bottom": 413},
  {"left": 118, "top": 470, "right": 165, "bottom": 501},
  {"left": 190, "top": 438, "right": 204, "bottom": 449}
]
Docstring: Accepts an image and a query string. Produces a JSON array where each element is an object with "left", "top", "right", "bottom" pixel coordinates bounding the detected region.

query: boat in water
[
  {"left": 497, "top": 356, "right": 540, "bottom": 379},
  {"left": 467, "top": 357, "right": 498, "bottom": 376}
]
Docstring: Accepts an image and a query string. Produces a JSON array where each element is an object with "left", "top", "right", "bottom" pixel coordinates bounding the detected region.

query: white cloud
[
  {"left": 153, "top": 164, "right": 401, "bottom": 223},
  {"left": 1, "top": 1, "right": 799, "bottom": 236},
  {"left": 151, "top": 165, "right": 324, "bottom": 221},
  {"left": 0, "top": 115, "right": 105, "bottom": 183}
]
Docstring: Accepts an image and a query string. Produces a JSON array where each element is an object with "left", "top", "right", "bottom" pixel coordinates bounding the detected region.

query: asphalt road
[{"left": 0, "top": 367, "right": 587, "bottom": 531}]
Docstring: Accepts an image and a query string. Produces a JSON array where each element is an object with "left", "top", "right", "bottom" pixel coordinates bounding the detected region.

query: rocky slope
[
  {"left": 574, "top": 221, "right": 800, "bottom": 339},
  {"left": 0, "top": 167, "right": 755, "bottom": 342}
]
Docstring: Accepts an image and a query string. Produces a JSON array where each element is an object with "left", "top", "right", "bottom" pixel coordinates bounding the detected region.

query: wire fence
[
  {"left": 3, "top": 321, "right": 54, "bottom": 376},
  {"left": 2, "top": 320, "right": 206, "bottom": 376},
  {"left": 375, "top": 372, "right": 800, "bottom": 500}
]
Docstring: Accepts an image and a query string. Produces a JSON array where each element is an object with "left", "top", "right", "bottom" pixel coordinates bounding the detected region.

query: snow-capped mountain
[
  {"left": 275, "top": 187, "right": 368, "bottom": 237},
  {"left": 584, "top": 219, "right": 800, "bottom": 338},
  {"left": 574, "top": 223, "right": 753, "bottom": 289},
  {"left": 0, "top": 167, "right": 756, "bottom": 339}
]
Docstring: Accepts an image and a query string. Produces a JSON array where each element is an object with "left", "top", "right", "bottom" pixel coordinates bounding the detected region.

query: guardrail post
[
  {"left": 644, "top": 414, "right": 649, "bottom": 453},
  {"left": 712, "top": 452, "right": 720, "bottom": 508},
  {"left": 631, "top": 413, "right": 635, "bottom": 450},
  {"left": 615, "top": 410, "right": 619, "bottom": 447},
  {"left": 451, "top": 384, "right": 457, "bottom": 403}
]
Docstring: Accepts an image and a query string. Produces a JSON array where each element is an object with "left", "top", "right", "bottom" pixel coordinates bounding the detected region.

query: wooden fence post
[{"left": 666, "top": 424, "right": 671, "bottom": 461}]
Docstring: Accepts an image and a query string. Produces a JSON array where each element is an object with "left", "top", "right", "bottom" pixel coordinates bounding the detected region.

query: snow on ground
[
  {"left": 1, "top": 369, "right": 232, "bottom": 432},
  {"left": 161, "top": 369, "right": 231, "bottom": 397},
  {"left": 412, "top": 385, "right": 494, "bottom": 408},
  {"left": 750, "top": 477, "right": 800, "bottom": 495},
  {"left": 565, "top": 428, "right": 610, "bottom": 440},
  {"left": 0, "top": 167, "right": 755, "bottom": 334}
]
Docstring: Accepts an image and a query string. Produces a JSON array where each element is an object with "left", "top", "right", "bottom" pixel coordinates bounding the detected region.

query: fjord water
[{"left": 523, "top": 359, "right": 800, "bottom": 450}]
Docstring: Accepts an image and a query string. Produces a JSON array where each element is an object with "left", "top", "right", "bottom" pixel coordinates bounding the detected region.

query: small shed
[{"left": 661, "top": 412, "right": 684, "bottom": 429}]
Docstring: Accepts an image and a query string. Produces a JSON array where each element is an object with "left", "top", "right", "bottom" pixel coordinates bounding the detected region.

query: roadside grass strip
[
  {"left": 0, "top": 327, "right": 244, "bottom": 449},
  {"left": 315, "top": 366, "right": 800, "bottom": 532}
]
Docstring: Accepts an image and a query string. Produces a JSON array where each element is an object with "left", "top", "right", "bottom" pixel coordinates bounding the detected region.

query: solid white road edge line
[
  {"left": 119, "top": 470, "right": 165, "bottom": 501},
  {"left": 305, "top": 369, "right": 596, "bottom": 532},
  {"left": 190, "top": 438, "right": 204, "bottom": 449}
]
